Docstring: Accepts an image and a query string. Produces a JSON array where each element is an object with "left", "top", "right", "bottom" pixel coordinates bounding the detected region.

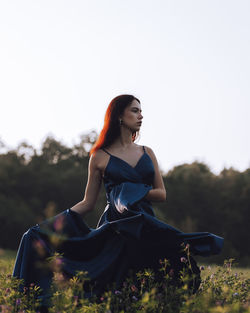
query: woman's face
[{"left": 120, "top": 99, "right": 143, "bottom": 132}]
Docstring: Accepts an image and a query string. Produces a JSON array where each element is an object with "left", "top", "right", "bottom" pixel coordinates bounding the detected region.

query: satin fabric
[{"left": 12, "top": 148, "right": 224, "bottom": 305}]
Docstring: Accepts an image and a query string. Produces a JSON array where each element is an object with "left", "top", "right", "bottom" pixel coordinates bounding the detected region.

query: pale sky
[{"left": 0, "top": 0, "right": 249, "bottom": 174}]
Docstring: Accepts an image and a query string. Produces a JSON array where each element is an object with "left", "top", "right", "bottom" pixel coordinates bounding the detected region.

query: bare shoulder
[
  {"left": 91, "top": 149, "right": 106, "bottom": 161},
  {"left": 144, "top": 145, "right": 157, "bottom": 160},
  {"left": 90, "top": 149, "right": 110, "bottom": 174}
]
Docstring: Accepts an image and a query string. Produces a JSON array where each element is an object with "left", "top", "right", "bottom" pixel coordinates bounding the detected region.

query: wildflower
[
  {"left": 132, "top": 295, "right": 138, "bottom": 301},
  {"left": 56, "top": 257, "right": 63, "bottom": 265},
  {"left": 54, "top": 272, "right": 65, "bottom": 282},
  {"left": 200, "top": 265, "right": 205, "bottom": 271},
  {"left": 16, "top": 298, "right": 21, "bottom": 305},
  {"left": 23, "top": 287, "right": 28, "bottom": 293},
  {"left": 0, "top": 305, "right": 12, "bottom": 313},
  {"left": 234, "top": 273, "right": 238, "bottom": 278},
  {"left": 100, "top": 297, "right": 104, "bottom": 301},
  {"left": 233, "top": 292, "right": 239, "bottom": 297},
  {"left": 73, "top": 295, "right": 78, "bottom": 304},
  {"left": 131, "top": 284, "right": 138, "bottom": 292},
  {"left": 169, "top": 268, "right": 174, "bottom": 277},
  {"left": 208, "top": 266, "right": 211, "bottom": 270},
  {"left": 53, "top": 214, "right": 65, "bottom": 231},
  {"left": 141, "top": 278, "right": 146, "bottom": 285},
  {"left": 210, "top": 274, "right": 214, "bottom": 279},
  {"left": 180, "top": 257, "right": 187, "bottom": 263},
  {"left": 216, "top": 300, "right": 223, "bottom": 305},
  {"left": 5, "top": 288, "right": 11, "bottom": 294},
  {"left": 30, "top": 283, "right": 35, "bottom": 287},
  {"left": 34, "top": 239, "right": 48, "bottom": 257},
  {"left": 185, "top": 243, "right": 190, "bottom": 249},
  {"left": 114, "top": 290, "right": 122, "bottom": 295}
]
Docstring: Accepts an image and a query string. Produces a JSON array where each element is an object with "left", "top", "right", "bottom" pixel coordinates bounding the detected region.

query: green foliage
[
  {"left": 0, "top": 254, "right": 249, "bottom": 312},
  {"left": 0, "top": 133, "right": 98, "bottom": 249}
]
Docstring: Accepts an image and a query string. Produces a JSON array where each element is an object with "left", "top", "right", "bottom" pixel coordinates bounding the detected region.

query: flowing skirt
[{"left": 13, "top": 207, "right": 223, "bottom": 307}]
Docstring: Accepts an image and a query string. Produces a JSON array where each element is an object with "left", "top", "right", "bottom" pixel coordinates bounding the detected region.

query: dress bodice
[
  {"left": 103, "top": 146, "right": 155, "bottom": 192},
  {"left": 97, "top": 146, "right": 156, "bottom": 225}
]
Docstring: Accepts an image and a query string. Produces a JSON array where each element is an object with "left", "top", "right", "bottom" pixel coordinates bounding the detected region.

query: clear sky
[{"left": 0, "top": 0, "right": 249, "bottom": 174}]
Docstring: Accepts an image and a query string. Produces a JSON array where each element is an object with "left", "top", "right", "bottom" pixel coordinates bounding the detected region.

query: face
[{"left": 120, "top": 99, "right": 143, "bottom": 132}]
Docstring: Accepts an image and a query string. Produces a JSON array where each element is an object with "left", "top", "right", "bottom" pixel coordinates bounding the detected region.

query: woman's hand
[
  {"left": 144, "top": 188, "right": 166, "bottom": 202},
  {"left": 144, "top": 146, "right": 166, "bottom": 202}
]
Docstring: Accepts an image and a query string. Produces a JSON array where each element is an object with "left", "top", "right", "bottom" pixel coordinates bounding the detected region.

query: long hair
[{"left": 90, "top": 94, "right": 140, "bottom": 155}]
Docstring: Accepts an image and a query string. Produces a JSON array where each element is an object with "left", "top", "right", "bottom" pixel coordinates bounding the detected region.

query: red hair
[{"left": 90, "top": 94, "right": 140, "bottom": 155}]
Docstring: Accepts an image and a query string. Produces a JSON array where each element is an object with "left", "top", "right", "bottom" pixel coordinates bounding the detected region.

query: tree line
[{"left": 0, "top": 133, "right": 249, "bottom": 265}]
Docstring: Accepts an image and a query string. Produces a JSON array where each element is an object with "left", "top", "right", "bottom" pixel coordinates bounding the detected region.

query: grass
[
  {"left": 0, "top": 249, "right": 249, "bottom": 312},
  {"left": 200, "top": 264, "right": 250, "bottom": 280},
  {"left": 2, "top": 249, "right": 250, "bottom": 279}
]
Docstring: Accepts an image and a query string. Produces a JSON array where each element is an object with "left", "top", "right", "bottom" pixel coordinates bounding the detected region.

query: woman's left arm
[{"left": 144, "top": 146, "right": 166, "bottom": 202}]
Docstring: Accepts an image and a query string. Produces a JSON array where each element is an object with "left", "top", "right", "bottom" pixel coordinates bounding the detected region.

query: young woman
[
  {"left": 13, "top": 94, "right": 223, "bottom": 308},
  {"left": 70, "top": 95, "right": 166, "bottom": 217}
]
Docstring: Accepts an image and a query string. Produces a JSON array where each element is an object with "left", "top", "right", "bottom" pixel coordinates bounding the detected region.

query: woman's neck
[{"left": 113, "top": 128, "right": 134, "bottom": 149}]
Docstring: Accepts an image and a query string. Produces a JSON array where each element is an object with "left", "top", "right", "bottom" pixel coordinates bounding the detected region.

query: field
[{"left": 0, "top": 249, "right": 249, "bottom": 313}]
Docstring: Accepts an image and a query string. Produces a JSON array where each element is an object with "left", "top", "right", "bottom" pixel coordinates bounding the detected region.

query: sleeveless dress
[{"left": 12, "top": 146, "right": 224, "bottom": 305}]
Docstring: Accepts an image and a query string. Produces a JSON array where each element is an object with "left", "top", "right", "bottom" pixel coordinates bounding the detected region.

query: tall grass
[{"left": 0, "top": 249, "right": 249, "bottom": 313}]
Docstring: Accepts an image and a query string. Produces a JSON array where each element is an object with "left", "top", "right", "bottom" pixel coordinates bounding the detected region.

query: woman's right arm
[{"left": 70, "top": 152, "right": 103, "bottom": 216}]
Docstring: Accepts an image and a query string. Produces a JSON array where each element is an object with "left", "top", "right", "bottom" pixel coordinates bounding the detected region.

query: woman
[
  {"left": 70, "top": 95, "right": 166, "bottom": 216},
  {"left": 13, "top": 94, "right": 223, "bottom": 307}
]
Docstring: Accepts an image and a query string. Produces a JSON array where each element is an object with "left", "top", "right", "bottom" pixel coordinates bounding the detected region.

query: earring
[{"left": 119, "top": 119, "right": 123, "bottom": 125}]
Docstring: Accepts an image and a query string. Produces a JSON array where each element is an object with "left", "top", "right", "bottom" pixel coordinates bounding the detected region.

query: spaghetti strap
[
  {"left": 102, "top": 148, "right": 112, "bottom": 156},
  {"left": 142, "top": 145, "right": 146, "bottom": 153}
]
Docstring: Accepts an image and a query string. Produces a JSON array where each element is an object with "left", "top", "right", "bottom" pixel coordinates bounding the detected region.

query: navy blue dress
[{"left": 13, "top": 146, "right": 223, "bottom": 305}]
